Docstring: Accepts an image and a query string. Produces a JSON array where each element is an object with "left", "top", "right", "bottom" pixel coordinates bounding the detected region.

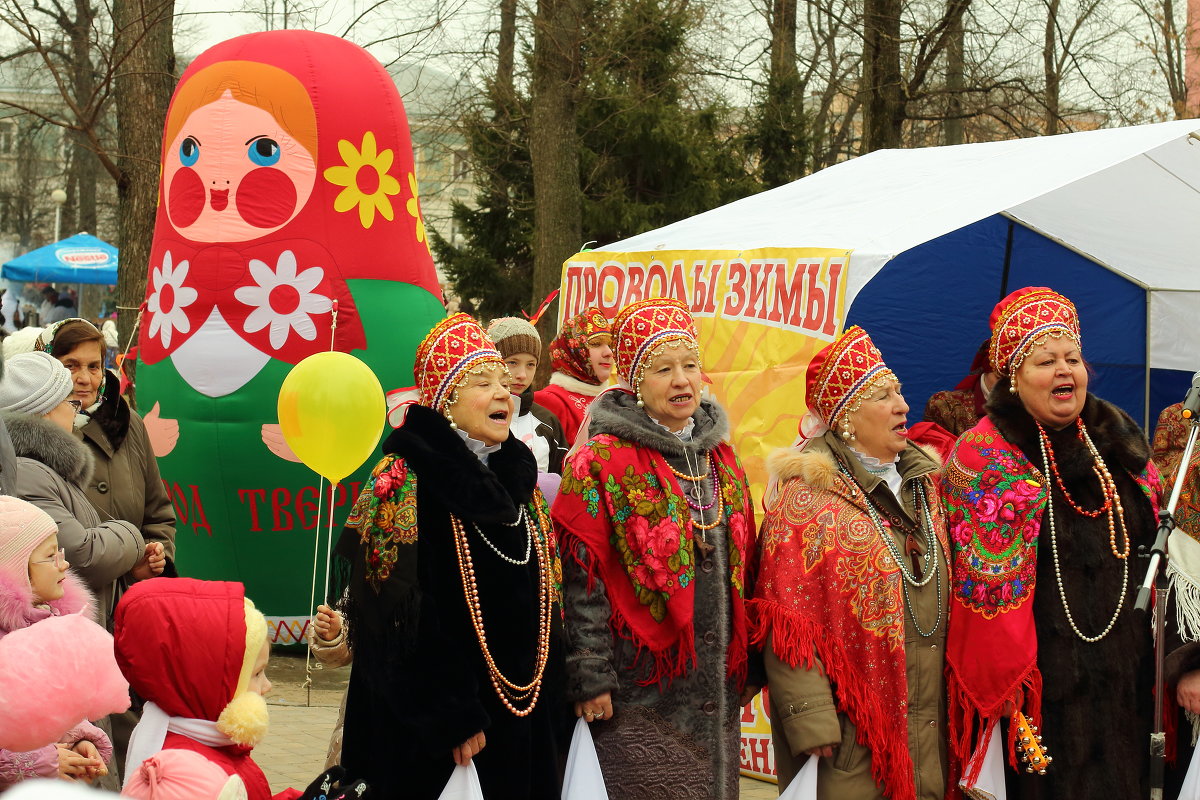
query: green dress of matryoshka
[{"left": 135, "top": 30, "right": 445, "bottom": 642}]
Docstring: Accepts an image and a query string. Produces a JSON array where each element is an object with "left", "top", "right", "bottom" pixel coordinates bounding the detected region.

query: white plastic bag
[
  {"left": 562, "top": 717, "right": 609, "bottom": 800},
  {"left": 1180, "top": 738, "right": 1200, "bottom": 800},
  {"left": 438, "top": 762, "right": 484, "bottom": 800},
  {"left": 777, "top": 754, "right": 818, "bottom": 800}
]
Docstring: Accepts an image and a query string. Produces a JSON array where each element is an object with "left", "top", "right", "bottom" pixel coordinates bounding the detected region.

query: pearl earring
[
  {"left": 446, "top": 411, "right": 458, "bottom": 430},
  {"left": 1009, "top": 381, "right": 1018, "bottom": 394},
  {"left": 636, "top": 391, "right": 644, "bottom": 408}
]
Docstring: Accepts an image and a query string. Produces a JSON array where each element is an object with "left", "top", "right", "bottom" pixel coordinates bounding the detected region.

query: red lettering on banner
[
  {"left": 271, "top": 488, "right": 294, "bottom": 531},
  {"left": 597, "top": 264, "right": 626, "bottom": 317},
  {"left": 562, "top": 264, "right": 584, "bottom": 317},
  {"left": 582, "top": 267, "right": 598, "bottom": 309},
  {"left": 746, "top": 261, "right": 777, "bottom": 320},
  {"left": 667, "top": 261, "right": 688, "bottom": 303},
  {"left": 644, "top": 262, "right": 667, "bottom": 299},
  {"left": 804, "top": 262, "right": 826, "bottom": 331},
  {"left": 721, "top": 260, "right": 748, "bottom": 316},
  {"left": 296, "top": 485, "right": 319, "bottom": 529},
  {"left": 768, "top": 261, "right": 810, "bottom": 327},
  {"left": 167, "top": 483, "right": 212, "bottom": 536},
  {"left": 740, "top": 735, "right": 775, "bottom": 775},
  {"left": 690, "top": 262, "right": 710, "bottom": 314},
  {"left": 238, "top": 488, "right": 268, "bottom": 532},
  {"left": 625, "top": 263, "right": 647, "bottom": 305},
  {"left": 702, "top": 262, "right": 722, "bottom": 315},
  {"left": 824, "top": 258, "right": 845, "bottom": 335}
]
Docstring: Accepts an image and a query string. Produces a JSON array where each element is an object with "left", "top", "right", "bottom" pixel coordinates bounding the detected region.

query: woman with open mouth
[
  {"left": 553, "top": 297, "right": 759, "bottom": 799},
  {"left": 751, "top": 325, "right": 949, "bottom": 800},
  {"left": 333, "top": 313, "right": 564, "bottom": 799},
  {"left": 941, "top": 286, "right": 1174, "bottom": 799}
]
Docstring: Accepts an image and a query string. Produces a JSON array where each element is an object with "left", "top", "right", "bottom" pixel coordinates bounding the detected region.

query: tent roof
[
  {"left": 2, "top": 233, "right": 118, "bottom": 284},
  {"left": 607, "top": 119, "right": 1200, "bottom": 301}
]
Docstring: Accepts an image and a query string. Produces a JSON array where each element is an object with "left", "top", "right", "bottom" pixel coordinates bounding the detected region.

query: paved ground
[{"left": 259, "top": 650, "right": 779, "bottom": 798}]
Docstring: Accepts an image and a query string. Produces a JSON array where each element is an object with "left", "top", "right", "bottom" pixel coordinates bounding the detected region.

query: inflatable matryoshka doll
[{"left": 137, "top": 30, "right": 445, "bottom": 641}]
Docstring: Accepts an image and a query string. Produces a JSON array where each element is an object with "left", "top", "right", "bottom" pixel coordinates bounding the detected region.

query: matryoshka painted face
[{"left": 164, "top": 90, "right": 317, "bottom": 242}]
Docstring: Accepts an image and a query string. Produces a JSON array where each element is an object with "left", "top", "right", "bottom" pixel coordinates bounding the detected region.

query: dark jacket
[{"left": 336, "top": 404, "right": 565, "bottom": 799}]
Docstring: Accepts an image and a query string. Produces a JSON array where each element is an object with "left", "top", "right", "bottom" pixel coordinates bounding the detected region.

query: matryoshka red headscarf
[{"left": 548, "top": 307, "right": 611, "bottom": 384}]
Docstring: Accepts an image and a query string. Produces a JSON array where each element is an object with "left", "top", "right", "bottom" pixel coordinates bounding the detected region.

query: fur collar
[
  {"left": 768, "top": 431, "right": 941, "bottom": 492},
  {"left": 2, "top": 412, "right": 95, "bottom": 487},
  {"left": 0, "top": 570, "right": 95, "bottom": 637},
  {"left": 381, "top": 403, "right": 536, "bottom": 524},
  {"left": 549, "top": 371, "right": 604, "bottom": 396},
  {"left": 985, "top": 378, "right": 1150, "bottom": 475},
  {"left": 587, "top": 389, "right": 729, "bottom": 458}
]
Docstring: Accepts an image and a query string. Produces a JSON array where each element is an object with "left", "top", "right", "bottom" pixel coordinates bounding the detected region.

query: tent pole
[
  {"left": 1145, "top": 293, "right": 1152, "bottom": 430},
  {"left": 1000, "top": 220, "right": 1014, "bottom": 299}
]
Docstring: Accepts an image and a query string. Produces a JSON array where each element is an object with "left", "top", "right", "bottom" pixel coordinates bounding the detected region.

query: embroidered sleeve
[{"left": 0, "top": 744, "right": 59, "bottom": 783}]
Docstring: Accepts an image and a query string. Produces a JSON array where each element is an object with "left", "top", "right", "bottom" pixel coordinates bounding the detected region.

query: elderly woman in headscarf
[
  {"left": 534, "top": 307, "right": 612, "bottom": 444},
  {"left": 552, "top": 298, "right": 758, "bottom": 800},
  {"left": 334, "top": 313, "right": 563, "bottom": 799},
  {"left": 750, "top": 326, "right": 949, "bottom": 800},
  {"left": 942, "top": 287, "right": 1164, "bottom": 798}
]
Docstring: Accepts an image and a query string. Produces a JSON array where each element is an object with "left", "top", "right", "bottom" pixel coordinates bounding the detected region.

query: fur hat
[
  {"left": 0, "top": 495, "right": 58, "bottom": 591},
  {"left": 487, "top": 317, "right": 541, "bottom": 360},
  {"left": 988, "top": 286, "right": 1080, "bottom": 376},
  {"left": 122, "top": 749, "right": 248, "bottom": 800},
  {"left": 0, "top": 351, "right": 72, "bottom": 416}
]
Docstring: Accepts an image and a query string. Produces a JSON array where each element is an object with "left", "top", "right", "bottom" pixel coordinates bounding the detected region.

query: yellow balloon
[{"left": 277, "top": 352, "right": 386, "bottom": 483}]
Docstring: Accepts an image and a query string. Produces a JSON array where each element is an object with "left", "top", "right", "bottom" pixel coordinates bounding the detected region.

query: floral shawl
[
  {"left": 552, "top": 434, "right": 755, "bottom": 684},
  {"left": 941, "top": 415, "right": 1160, "bottom": 783}
]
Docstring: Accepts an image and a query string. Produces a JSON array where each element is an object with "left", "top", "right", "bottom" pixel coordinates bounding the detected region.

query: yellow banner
[{"left": 559, "top": 247, "right": 852, "bottom": 491}]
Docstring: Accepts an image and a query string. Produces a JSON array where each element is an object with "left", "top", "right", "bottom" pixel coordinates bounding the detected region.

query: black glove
[{"left": 297, "top": 767, "right": 370, "bottom": 800}]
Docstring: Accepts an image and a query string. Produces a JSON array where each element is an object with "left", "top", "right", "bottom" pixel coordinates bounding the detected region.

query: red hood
[{"left": 114, "top": 577, "right": 247, "bottom": 721}]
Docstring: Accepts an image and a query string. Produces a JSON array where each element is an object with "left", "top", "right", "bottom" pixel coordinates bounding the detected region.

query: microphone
[{"left": 1184, "top": 372, "right": 1200, "bottom": 420}]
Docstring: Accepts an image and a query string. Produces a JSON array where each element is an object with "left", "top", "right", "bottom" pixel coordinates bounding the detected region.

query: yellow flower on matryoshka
[
  {"left": 324, "top": 131, "right": 401, "bottom": 229},
  {"left": 406, "top": 173, "right": 429, "bottom": 253}
]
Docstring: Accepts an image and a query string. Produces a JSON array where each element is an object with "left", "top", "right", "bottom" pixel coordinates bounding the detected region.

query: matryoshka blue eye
[
  {"left": 179, "top": 136, "right": 200, "bottom": 167},
  {"left": 247, "top": 137, "right": 281, "bottom": 166}
]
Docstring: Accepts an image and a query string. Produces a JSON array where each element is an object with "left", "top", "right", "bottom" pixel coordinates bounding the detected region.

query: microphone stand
[{"left": 1136, "top": 416, "right": 1200, "bottom": 800}]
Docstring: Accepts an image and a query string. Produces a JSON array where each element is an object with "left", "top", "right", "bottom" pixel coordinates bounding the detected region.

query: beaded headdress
[
  {"left": 612, "top": 298, "right": 700, "bottom": 393},
  {"left": 414, "top": 313, "right": 506, "bottom": 412},
  {"left": 988, "top": 287, "right": 1080, "bottom": 376},
  {"left": 805, "top": 325, "right": 897, "bottom": 430},
  {"left": 548, "top": 307, "right": 611, "bottom": 384}
]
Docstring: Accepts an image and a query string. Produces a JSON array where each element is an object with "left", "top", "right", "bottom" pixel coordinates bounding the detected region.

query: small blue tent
[
  {"left": 2, "top": 233, "right": 118, "bottom": 285},
  {"left": 604, "top": 120, "right": 1200, "bottom": 429}
]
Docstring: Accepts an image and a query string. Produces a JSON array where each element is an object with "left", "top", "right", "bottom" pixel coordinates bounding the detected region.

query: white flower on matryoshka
[
  {"left": 147, "top": 251, "right": 199, "bottom": 348},
  {"left": 234, "top": 249, "right": 332, "bottom": 350}
]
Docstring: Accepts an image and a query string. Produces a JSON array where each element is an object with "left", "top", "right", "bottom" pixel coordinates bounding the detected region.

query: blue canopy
[{"left": 2, "top": 233, "right": 118, "bottom": 284}]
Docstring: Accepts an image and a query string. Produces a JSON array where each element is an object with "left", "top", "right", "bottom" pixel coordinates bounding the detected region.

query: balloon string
[
  {"left": 303, "top": 474, "right": 328, "bottom": 708},
  {"left": 323, "top": 482, "right": 338, "bottom": 607},
  {"left": 329, "top": 299, "right": 339, "bottom": 352}
]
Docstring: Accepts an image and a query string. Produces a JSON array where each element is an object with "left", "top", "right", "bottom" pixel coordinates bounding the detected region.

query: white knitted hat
[
  {"left": 0, "top": 351, "right": 73, "bottom": 416},
  {"left": 0, "top": 496, "right": 57, "bottom": 592}
]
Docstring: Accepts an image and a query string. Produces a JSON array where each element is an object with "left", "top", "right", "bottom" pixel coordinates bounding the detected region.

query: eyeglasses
[{"left": 30, "top": 547, "right": 66, "bottom": 568}]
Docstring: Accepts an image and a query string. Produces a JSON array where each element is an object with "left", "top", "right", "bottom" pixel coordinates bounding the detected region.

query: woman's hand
[
  {"left": 452, "top": 731, "right": 486, "bottom": 766},
  {"left": 803, "top": 744, "right": 836, "bottom": 758},
  {"left": 575, "top": 692, "right": 614, "bottom": 723},
  {"left": 1178, "top": 670, "right": 1200, "bottom": 714},
  {"left": 72, "top": 740, "right": 106, "bottom": 782},
  {"left": 131, "top": 542, "right": 166, "bottom": 581},
  {"left": 314, "top": 604, "right": 342, "bottom": 642}
]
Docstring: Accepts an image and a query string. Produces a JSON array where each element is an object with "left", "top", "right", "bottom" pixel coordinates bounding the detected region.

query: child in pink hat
[{"left": 0, "top": 495, "right": 117, "bottom": 787}]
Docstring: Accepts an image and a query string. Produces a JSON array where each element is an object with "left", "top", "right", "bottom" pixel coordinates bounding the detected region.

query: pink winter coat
[{"left": 0, "top": 570, "right": 114, "bottom": 787}]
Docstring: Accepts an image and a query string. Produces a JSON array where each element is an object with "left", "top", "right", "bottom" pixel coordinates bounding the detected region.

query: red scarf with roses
[
  {"left": 552, "top": 434, "right": 755, "bottom": 685},
  {"left": 941, "top": 415, "right": 1160, "bottom": 785}
]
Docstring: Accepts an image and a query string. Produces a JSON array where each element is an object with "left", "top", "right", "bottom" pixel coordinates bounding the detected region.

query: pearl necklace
[
  {"left": 841, "top": 465, "right": 943, "bottom": 637},
  {"left": 678, "top": 449, "right": 723, "bottom": 532},
  {"left": 1037, "top": 428, "right": 1128, "bottom": 643},
  {"left": 471, "top": 507, "right": 532, "bottom": 565},
  {"left": 450, "top": 501, "right": 553, "bottom": 716}
]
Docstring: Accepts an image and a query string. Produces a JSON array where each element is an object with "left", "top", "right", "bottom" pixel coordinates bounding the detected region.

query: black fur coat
[
  {"left": 335, "top": 404, "right": 565, "bottom": 799},
  {"left": 986, "top": 382, "right": 1157, "bottom": 799}
]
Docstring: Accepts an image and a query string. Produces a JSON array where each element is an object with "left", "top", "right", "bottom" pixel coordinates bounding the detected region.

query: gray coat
[
  {"left": 3, "top": 412, "right": 143, "bottom": 628},
  {"left": 560, "top": 392, "right": 747, "bottom": 800}
]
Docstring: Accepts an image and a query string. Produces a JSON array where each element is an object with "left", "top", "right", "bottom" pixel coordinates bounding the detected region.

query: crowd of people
[{"left": 6, "top": 286, "right": 1200, "bottom": 799}]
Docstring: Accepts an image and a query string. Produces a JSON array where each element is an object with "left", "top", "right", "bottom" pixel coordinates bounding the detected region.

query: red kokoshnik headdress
[
  {"left": 548, "top": 307, "right": 611, "bottom": 384},
  {"left": 414, "top": 313, "right": 505, "bottom": 412},
  {"left": 804, "top": 325, "right": 897, "bottom": 430},
  {"left": 611, "top": 298, "right": 699, "bottom": 392},
  {"left": 988, "top": 287, "right": 1080, "bottom": 376}
]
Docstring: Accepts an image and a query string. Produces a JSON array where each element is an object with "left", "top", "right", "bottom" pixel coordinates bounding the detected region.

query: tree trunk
[
  {"left": 70, "top": 0, "right": 98, "bottom": 238},
  {"left": 112, "top": 0, "right": 175, "bottom": 403},
  {"left": 497, "top": 0, "right": 517, "bottom": 105},
  {"left": 944, "top": 3, "right": 964, "bottom": 145},
  {"left": 530, "top": 0, "right": 583, "bottom": 384},
  {"left": 761, "top": 0, "right": 804, "bottom": 186},
  {"left": 1043, "top": 0, "right": 1060, "bottom": 135},
  {"left": 862, "top": 0, "right": 903, "bottom": 151}
]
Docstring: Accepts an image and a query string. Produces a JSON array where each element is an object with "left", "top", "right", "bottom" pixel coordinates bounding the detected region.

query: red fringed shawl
[
  {"left": 940, "top": 416, "right": 1160, "bottom": 785},
  {"left": 551, "top": 434, "right": 756, "bottom": 685},
  {"left": 750, "top": 453, "right": 948, "bottom": 800}
]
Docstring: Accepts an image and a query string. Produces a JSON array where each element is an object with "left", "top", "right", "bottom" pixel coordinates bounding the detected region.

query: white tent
[{"left": 606, "top": 119, "right": 1200, "bottom": 425}]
